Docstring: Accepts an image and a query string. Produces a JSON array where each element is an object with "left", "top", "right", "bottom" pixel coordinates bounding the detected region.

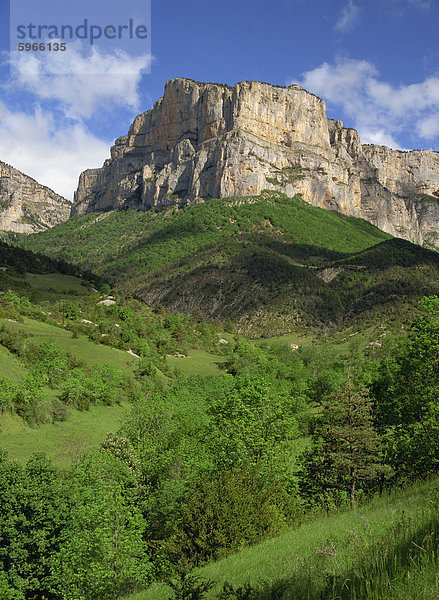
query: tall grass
[{"left": 128, "top": 478, "right": 439, "bottom": 600}]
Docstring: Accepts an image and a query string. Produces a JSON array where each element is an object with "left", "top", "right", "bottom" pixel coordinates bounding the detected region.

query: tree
[
  {"left": 0, "top": 377, "right": 17, "bottom": 416},
  {"left": 35, "top": 342, "right": 67, "bottom": 388},
  {"left": 373, "top": 295, "right": 439, "bottom": 477},
  {"left": 0, "top": 453, "right": 71, "bottom": 600},
  {"left": 52, "top": 451, "right": 151, "bottom": 600},
  {"left": 300, "top": 380, "right": 389, "bottom": 509},
  {"left": 207, "top": 373, "right": 299, "bottom": 470},
  {"left": 62, "top": 301, "right": 79, "bottom": 321},
  {"left": 166, "top": 466, "right": 293, "bottom": 567},
  {"left": 61, "top": 364, "right": 130, "bottom": 410},
  {"left": 166, "top": 570, "right": 213, "bottom": 600},
  {"left": 222, "top": 339, "right": 269, "bottom": 376}
]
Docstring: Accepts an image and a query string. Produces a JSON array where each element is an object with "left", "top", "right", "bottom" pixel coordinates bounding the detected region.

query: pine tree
[{"left": 301, "top": 379, "right": 390, "bottom": 509}]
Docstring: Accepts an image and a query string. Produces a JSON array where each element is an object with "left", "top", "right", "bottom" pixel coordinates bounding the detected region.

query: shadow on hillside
[
  {"left": 337, "top": 238, "right": 439, "bottom": 269},
  {"left": 265, "top": 237, "right": 439, "bottom": 270},
  {"left": 129, "top": 232, "right": 439, "bottom": 327},
  {"left": 262, "top": 239, "right": 349, "bottom": 266}
]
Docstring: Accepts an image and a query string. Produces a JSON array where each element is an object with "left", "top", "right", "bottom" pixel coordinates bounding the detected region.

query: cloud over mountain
[{"left": 289, "top": 57, "right": 439, "bottom": 149}]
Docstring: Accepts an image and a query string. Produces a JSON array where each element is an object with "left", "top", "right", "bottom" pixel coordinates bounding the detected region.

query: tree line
[{"left": 1, "top": 296, "right": 439, "bottom": 598}]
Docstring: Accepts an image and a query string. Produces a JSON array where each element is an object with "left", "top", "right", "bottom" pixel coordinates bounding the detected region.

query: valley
[
  {"left": 1, "top": 185, "right": 439, "bottom": 598},
  {"left": 0, "top": 69, "right": 439, "bottom": 600}
]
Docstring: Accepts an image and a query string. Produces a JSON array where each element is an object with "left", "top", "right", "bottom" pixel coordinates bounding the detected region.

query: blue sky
[{"left": 0, "top": 0, "right": 438, "bottom": 199}]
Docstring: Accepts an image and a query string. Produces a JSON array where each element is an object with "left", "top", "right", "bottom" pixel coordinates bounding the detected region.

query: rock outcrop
[
  {"left": 72, "top": 78, "right": 439, "bottom": 248},
  {"left": 0, "top": 161, "right": 70, "bottom": 233}
]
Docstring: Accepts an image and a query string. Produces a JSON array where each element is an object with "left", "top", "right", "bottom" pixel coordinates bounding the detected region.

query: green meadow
[
  {"left": 128, "top": 478, "right": 439, "bottom": 600},
  {"left": 0, "top": 402, "right": 129, "bottom": 467},
  {"left": 0, "top": 316, "right": 139, "bottom": 372},
  {"left": 166, "top": 349, "right": 226, "bottom": 375}
]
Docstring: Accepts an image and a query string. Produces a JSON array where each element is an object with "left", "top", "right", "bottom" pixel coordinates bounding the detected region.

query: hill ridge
[
  {"left": 24, "top": 191, "right": 439, "bottom": 335},
  {"left": 0, "top": 159, "right": 70, "bottom": 234}
]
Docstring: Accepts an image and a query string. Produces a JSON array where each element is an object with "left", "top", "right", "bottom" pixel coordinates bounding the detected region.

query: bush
[
  {"left": 167, "top": 570, "right": 213, "bottom": 600},
  {"left": 50, "top": 399, "right": 69, "bottom": 423},
  {"left": 0, "top": 377, "right": 17, "bottom": 416},
  {"left": 166, "top": 467, "right": 291, "bottom": 567}
]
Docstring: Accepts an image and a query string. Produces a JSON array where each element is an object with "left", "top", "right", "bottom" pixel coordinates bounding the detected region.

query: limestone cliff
[
  {"left": 72, "top": 78, "right": 439, "bottom": 248},
  {"left": 0, "top": 161, "right": 70, "bottom": 233}
]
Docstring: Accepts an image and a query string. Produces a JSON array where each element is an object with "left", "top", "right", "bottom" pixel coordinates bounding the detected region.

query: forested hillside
[
  {"left": 1, "top": 230, "right": 439, "bottom": 599},
  {"left": 20, "top": 192, "right": 439, "bottom": 336}
]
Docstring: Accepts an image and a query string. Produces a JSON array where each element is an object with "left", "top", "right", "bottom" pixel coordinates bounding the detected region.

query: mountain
[
  {"left": 72, "top": 78, "right": 439, "bottom": 249},
  {"left": 24, "top": 192, "right": 439, "bottom": 335},
  {"left": 0, "top": 160, "right": 70, "bottom": 233}
]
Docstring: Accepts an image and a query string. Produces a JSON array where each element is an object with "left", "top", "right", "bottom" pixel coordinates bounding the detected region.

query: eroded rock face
[
  {"left": 72, "top": 78, "right": 439, "bottom": 248},
  {"left": 0, "top": 161, "right": 70, "bottom": 233}
]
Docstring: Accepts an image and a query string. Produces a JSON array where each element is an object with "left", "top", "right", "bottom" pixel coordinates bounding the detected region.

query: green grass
[
  {"left": 0, "top": 272, "right": 91, "bottom": 303},
  {"left": 19, "top": 193, "right": 439, "bottom": 335},
  {"left": 258, "top": 330, "right": 315, "bottom": 347},
  {"left": 0, "top": 316, "right": 229, "bottom": 467},
  {"left": 375, "top": 555, "right": 439, "bottom": 600},
  {"left": 0, "top": 315, "right": 139, "bottom": 469},
  {"left": 127, "top": 478, "right": 439, "bottom": 600},
  {"left": 1, "top": 316, "right": 227, "bottom": 377},
  {"left": 0, "top": 239, "right": 98, "bottom": 302},
  {"left": 23, "top": 272, "right": 88, "bottom": 295},
  {"left": 0, "top": 402, "right": 129, "bottom": 467},
  {"left": 0, "top": 344, "right": 27, "bottom": 382},
  {"left": 0, "top": 316, "right": 138, "bottom": 373},
  {"left": 166, "top": 349, "right": 226, "bottom": 375}
]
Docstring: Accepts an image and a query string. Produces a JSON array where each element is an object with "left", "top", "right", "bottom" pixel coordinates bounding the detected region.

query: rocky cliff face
[
  {"left": 0, "top": 161, "right": 70, "bottom": 233},
  {"left": 72, "top": 78, "right": 439, "bottom": 248}
]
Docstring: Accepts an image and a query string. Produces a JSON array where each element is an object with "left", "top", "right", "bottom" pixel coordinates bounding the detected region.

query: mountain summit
[
  {"left": 0, "top": 160, "right": 70, "bottom": 233},
  {"left": 72, "top": 78, "right": 439, "bottom": 248}
]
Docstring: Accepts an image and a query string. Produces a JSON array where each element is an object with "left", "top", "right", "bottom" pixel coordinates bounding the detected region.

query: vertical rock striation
[
  {"left": 0, "top": 161, "right": 70, "bottom": 233},
  {"left": 72, "top": 78, "right": 439, "bottom": 248}
]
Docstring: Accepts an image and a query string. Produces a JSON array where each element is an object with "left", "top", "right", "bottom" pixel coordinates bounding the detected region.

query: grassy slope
[
  {"left": 22, "top": 194, "right": 390, "bottom": 276},
  {"left": 0, "top": 257, "right": 228, "bottom": 462},
  {"left": 166, "top": 349, "right": 225, "bottom": 375},
  {"left": 0, "top": 316, "right": 139, "bottom": 372},
  {"left": 0, "top": 239, "right": 99, "bottom": 307},
  {"left": 21, "top": 193, "right": 439, "bottom": 334},
  {"left": 128, "top": 478, "right": 439, "bottom": 600},
  {"left": 0, "top": 313, "right": 139, "bottom": 463},
  {"left": 0, "top": 403, "right": 129, "bottom": 467},
  {"left": 0, "top": 344, "right": 27, "bottom": 382},
  {"left": 0, "top": 314, "right": 225, "bottom": 462},
  {"left": 0, "top": 315, "right": 227, "bottom": 376},
  {"left": 24, "top": 272, "right": 89, "bottom": 295},
  {"left": 0, "top": 270, "right": 90, "bottom": 303}
]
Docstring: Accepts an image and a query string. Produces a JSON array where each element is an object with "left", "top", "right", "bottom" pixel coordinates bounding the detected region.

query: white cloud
[
  {"left": 384, "top": 0, "right": 432, "bottom": 17},
  {"left": 288, "top": 57, "right": 439, "bottom": 149},
  {"left": 418, "top": 114, "right": 439, "bottom": 139},
  {"left": 334, "top": 1, "right": 361, "bottom": 32},
  {"left": 10, "top": 43, "right": 152, "bottom": 119},
  {"left": 0, "top": 101, "right": 109, "bottom": 200},
  {"left": 359, "top": 129, "right": 403, "bottom": 149},
  {"left": 297, "top": 58, "right": 377, "bottom": 109},
  {"left": 0, "top": 44, "right": 153, "bottom": 199}
]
